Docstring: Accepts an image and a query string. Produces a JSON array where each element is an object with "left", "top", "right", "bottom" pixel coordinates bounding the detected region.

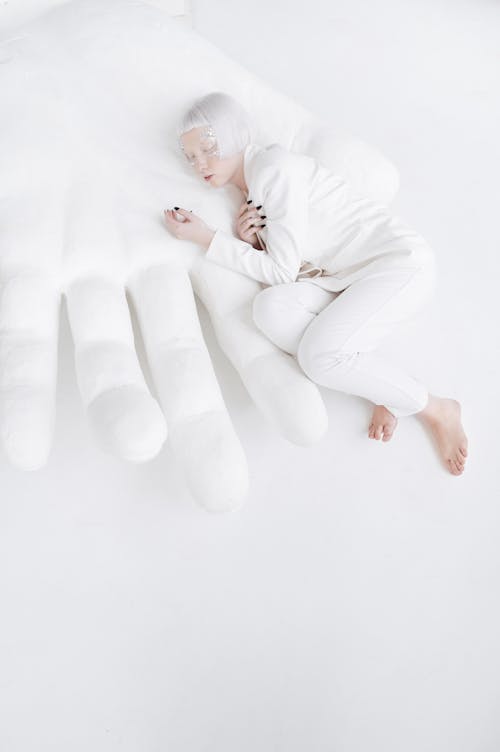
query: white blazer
[{"left": 205, "top": 142, "right": 434, "bottom": 291}]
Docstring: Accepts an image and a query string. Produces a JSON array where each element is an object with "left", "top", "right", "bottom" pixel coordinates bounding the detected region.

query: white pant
[{"left": 252, "top": 262, "right": 437, "bottom": 418}]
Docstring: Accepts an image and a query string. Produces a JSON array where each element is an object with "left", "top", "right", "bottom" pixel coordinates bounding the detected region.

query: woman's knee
[
  {"left": 410, "top": 241, "right": 438, "bottom": 297},
  {"left": 419, "top": 251, "right": 438, "bottom": 301}
]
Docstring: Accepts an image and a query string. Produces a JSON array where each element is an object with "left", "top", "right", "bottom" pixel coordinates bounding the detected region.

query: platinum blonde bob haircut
[{"left": 177, "top": 91, "right": 255, "bottom": 160}]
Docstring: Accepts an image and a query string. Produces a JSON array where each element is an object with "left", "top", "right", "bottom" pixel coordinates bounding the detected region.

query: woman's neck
[{"left": 228, "top": 159, "right": 248, "bottom": 194}]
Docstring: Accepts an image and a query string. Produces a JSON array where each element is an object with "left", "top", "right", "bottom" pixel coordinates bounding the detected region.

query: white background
[{"left": 1, "top": 1, "right": 499, "bottom": 750}]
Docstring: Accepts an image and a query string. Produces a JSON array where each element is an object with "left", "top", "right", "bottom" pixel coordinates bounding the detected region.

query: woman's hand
[
  {"left": 236, "top": 200, "right": 266, "bottom": 250},
  {"left": 163, "top": 207, "right": 215, "bottom": 249}
]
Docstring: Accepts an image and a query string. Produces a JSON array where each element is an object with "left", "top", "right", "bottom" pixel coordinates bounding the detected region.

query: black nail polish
[
  {"left": 262, "top": 223, "right": 266, "bottom": 227},
  {"left": 246, "top": 199, "right": 252, "bottom": 204},
  {"left": 261, "top": 215, "right": 267, "bottom": 219},
  {"left": 174, "top": 206, "right": 179, "bottom": 210},
  {"left": 256, "top": 205, "right": 262, "bottom": 210}
]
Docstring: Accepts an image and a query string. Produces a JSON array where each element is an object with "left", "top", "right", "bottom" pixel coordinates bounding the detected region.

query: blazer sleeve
[{"left": 205, "top": 159, "right": 309, "bottom": 286}]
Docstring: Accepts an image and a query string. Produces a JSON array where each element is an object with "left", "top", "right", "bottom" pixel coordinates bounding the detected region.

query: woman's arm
[{"left": 205, "top": 160, "right": 309, "bottom": 286}]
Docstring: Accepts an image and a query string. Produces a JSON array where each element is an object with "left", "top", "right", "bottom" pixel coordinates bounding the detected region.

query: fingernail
[
  {"left": 256, "top": 205, "right": 262, "bottom": 210},
  {"left": 261, "top": 215, "right": 267, "bottom": 219},
  {"left": 262, "top": 223, "right": 266, "bottom": 227},
  {"left": 246, "top": 199, "right": 252, "bottom": 204},
  {"left": 174, "top": 206, "right": 179, "bottom": 210}
]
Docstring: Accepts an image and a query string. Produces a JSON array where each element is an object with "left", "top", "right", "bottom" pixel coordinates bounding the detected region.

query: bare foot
[
  {"left": 368, "top": 405, "right": 398, "bottom": 442},
  {"left": 417, "top": 395, "right": 468, "bottom": 476}
]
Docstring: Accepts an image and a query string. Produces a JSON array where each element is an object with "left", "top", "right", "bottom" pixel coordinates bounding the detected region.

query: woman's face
[{"left": 180, "top": 127, "right": 238, "bottom": 188}]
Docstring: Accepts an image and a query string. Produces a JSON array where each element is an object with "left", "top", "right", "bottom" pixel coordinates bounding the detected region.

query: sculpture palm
[{"left": 0, "top": 0, "right": 398, "bottom": 511}]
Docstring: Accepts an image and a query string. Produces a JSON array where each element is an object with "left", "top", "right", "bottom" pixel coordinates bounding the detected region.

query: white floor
[{"left": 1, "top": 1, "right": 499, "bottom": 750}]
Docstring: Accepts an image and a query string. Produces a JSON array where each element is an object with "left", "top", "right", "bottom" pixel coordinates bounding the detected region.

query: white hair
[{"left": 177, "top": 91, "right": 255, "bottom": 159}]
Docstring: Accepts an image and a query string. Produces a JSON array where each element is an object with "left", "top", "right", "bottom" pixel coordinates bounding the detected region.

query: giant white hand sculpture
[{"left": 0, "top": 0, "right": 399, "bottom": 511}]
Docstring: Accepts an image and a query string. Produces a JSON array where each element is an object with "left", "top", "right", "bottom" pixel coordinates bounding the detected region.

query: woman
[{"left": 164, "top": 91, "right": 468, "bottom": 476}]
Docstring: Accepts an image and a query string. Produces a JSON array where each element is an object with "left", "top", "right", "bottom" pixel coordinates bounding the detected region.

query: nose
[{"left": 191, "top": 154, "right": 207, "bottom": 168}]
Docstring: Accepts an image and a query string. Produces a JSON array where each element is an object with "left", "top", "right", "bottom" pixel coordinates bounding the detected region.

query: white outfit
[{"left": 205, "top": 142, "right": 437, "bottom": 417}]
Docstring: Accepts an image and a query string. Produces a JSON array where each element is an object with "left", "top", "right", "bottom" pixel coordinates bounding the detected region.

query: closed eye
[{"left": 185, "top": 148, "right": 212, "bottom": 160}]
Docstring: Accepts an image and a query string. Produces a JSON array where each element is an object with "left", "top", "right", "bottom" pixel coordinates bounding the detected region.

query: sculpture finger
[
  {"left": 127, "top": 264, "right": 249, "bottom": 513},
  {"left": 0, "top": 269, "right": 60, "bottom": 469},
  {"left": 65, "top": 274, "right": 167, "bottom": 463},
  {"left": 62, "top": 175, "right": 167, "bottom": 462},
  {"left": 190, "top": 261, "right": 329, "bottom": 446}
]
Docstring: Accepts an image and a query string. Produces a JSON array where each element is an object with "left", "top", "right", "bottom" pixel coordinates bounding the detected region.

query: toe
[
  {"left": 382, "top": 425, "right": 394, "bottom": 442},
  {"left": 453, "top": 459, "right": 464, "bottom": 474},
  {"left": 460, "top": 446, "right": 468, "bottom": 457},
  {"left": 375, "top": 425, "right": 383, "bottom": 440},
  {"left": 448, "top": 459, "right": 459, "bottom": 475}
]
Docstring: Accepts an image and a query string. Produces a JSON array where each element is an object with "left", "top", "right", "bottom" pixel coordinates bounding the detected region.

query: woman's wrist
[{"left": 200, "top": 227, "right": 216, "bottom": 250}]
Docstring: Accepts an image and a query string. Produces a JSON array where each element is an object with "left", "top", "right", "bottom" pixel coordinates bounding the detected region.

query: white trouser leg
[
  {"left": 252, "top": 282, "right": 339, "bottom": 355},
  {"left": 252, "top": 263, "right": 436, "bottom": 418}
]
